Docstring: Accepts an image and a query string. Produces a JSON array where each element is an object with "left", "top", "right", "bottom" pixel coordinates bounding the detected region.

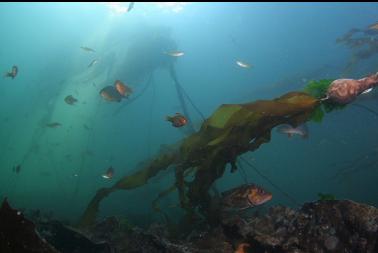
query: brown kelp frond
[
  {"left": 78, "top": 152, "right": 178, "bottom": 228},
  {"left": 79, "top": 92, "right": 320, "bottom": 228}
]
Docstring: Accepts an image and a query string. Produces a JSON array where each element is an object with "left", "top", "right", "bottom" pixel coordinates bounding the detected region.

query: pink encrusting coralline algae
[{"left": 326, "top": 72, "right": 378, "bottom": 104}]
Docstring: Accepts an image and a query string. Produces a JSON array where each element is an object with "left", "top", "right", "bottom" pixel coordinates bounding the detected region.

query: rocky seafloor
[{"left": 0, "top": 198, "right": 377, "bottom": 253}]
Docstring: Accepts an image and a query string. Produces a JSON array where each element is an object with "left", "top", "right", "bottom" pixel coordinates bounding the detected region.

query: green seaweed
[
  {"left": 303, "top": 79, "right": 333, "bottom": 99},
  {"left": 323, "top": 102, "right": 347, "bottom": 113},
  {"left": 303, "top": 79, "right": 347, "bottom": 123},
  {"left": 309, "top": 106, "right": 325, "bottom": 123},
  {"left": 318, "top": 193, "right": 336, "bottom": 201}
]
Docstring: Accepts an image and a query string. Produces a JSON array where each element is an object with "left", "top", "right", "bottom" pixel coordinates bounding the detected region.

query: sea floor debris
[{"left": 2, "top": 198, "right": 377, "bottom": 253}]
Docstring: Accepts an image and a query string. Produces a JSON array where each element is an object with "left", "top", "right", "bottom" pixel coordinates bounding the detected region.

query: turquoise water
[{"left": 0, "top": 2, "right": 377, "bottom": 227}]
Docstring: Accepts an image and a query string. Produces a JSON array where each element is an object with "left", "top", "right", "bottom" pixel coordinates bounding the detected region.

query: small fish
[
  {"left": 166, "top": 113, "right": 188, "bottom": 128},
  {"left": 88, "top": 59, "right": 99, "bottom": 68},
  {"left": 102, "top": 166, "right": 114, "bottom": 179},
  {"left": 100, "top": 86, "right": 123, "bottom": 102},
  {"left": 114, "top": 80, "right": 133, "bottom": 98},
  {"left": 127, "top": 2, "right": 134, "bottom": 12},
  {"left": 4, "top": 65, "right": 18, "bottom": 79},
  {"left": 368, "top": 22, "right": 378, "bottom": 30},
  {"left": 221, "top": 184, "right": 272, "bottom": 211},
  {"left": 80, "top": 46, "right": 96, "bottom": 53},
  {"left": 46, "top": 122, "right": 62, "bottom": 128},
  {"left": 276, "top": 124, "right": 308, "bottom": 139},
  {"left": 165, "top": 51, "right": 184, "bottom": 57},
  {"left": 64, "top": 95, "right": 78, "bottom": 105},
  {"left": 13, "top": 164, "right": 21, "bottom": 174},
  {"left": 83, "top": 124, "right": 91, "bottom": 131},
  {"left": 236, "top": 60, "right": 252, "bottom": 69},
  {"left": 72, "top": 173, "right": 79, "bottom": 177}
]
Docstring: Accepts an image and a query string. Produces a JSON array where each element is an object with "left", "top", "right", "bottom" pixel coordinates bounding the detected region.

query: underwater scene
[{"left": 0, "top": 2, "right": 378, "bottom": 253}]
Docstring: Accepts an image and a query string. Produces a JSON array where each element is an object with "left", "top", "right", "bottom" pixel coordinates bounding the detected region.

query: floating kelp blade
[{"left": 79, "top": 91, "right": 320, "bottom": 227}]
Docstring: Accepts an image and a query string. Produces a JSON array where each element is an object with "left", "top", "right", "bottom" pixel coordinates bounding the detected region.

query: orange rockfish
[
  {"left": 100, "top": 86, "right": 123, "bottom": 102},
  {"left": 276, "top": 124, "right": 308, "bottom": 139},
  {"left": 114, "top": 80, "right": 132, "bottom": 98},
  {"left": 4, "top": 65, "right": 18, "bottom": 79},
  {"left": 166, "top": 113, "right": 188, "bottom": 128},
  {"left": 234, "top": 243, "right": 250, "bottom": 253},
  {"left": 221, "top": 184, "right": 272, "bottom": 211}
]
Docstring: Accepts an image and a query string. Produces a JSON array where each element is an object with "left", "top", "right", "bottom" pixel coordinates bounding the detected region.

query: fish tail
[
  {"left": 166, "top": 116, "right": 172, "bottom": 122},
  {"left": 4, "top": 72, "right": 10, "bottom": 78}
]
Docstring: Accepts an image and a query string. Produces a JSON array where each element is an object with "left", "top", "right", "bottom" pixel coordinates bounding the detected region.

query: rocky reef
[
  {"left": 2, "top": 198, "right": 377, "bottom": 253},
  {"left": 222, "top": 200, "right": 378, "bottom": 253},
  {"left": 0, "top": 198, "right": 59, "bottom": 253}
]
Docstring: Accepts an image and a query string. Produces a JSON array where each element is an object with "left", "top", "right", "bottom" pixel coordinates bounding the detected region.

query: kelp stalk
[{"left": 79, "top": 91, "right": 320, "bottom": 228}]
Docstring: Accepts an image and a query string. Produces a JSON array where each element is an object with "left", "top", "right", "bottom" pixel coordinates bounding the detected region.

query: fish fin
[
  {"left": 361, "top": 88, "right": 373, "bottom": 94},
  {"left": 166, "top": 116, "right": 172, "bottom": 122},
  {"left": 299, "top": 124, "right": 309, "bottom": 138}
]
